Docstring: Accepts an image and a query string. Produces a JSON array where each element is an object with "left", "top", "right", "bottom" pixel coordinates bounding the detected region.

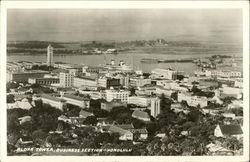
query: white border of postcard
[{"left": 0, "top": 1, "right": 249, "bottom": 162}]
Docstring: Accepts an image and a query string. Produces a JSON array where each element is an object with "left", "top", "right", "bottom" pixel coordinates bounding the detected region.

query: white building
[
  {"left": 130, "top": 77, "right": 151, "bottom": 87},
  {"left": 128, "top": 96, "right": 151, "bottom": 107},
  {"left": 228, "top": 100, "right": 243, "bottom": 109},
  {"left": 177, "top": 92, "right": 208, "bottom": 108},
  {"left": 136, "top": 85, "right": 156, "bottom": 96},
  {"left": 156, "top": 80, "right": 188, "bottom": 92},
  {"left": 40, "top": 94, "right": 66, "bottom": 110},
  {"left": 47, "top": 44, "right": 53, "bottom": 66},
  {"left": 155, "top": 86, "right": 174, "bottom": 97},
  {"left": 132, "top": 110, "right": 151, "bottom": 122},
  {"left": 73, "top": 76, "right": 98, "bottom": 90},
  {"left": 114, "top": 74, "right": 129, "bottom": 88},
  {"left": 208, "top": 70, "right": 242, "bottom": 78},
  {"left": 105, "top": 89, "right": 130, "bottom": 103},
  {"left": 151, "top": 68, "right": 178, "bottom": 80},
  {"left": 7, "top": 98, "right": 33, "bottom": 110},
  {"left": 150, "top": 97, "right": 161, "bottom": 118},
  {"left": 220, "top": 86, "right": 243, "bottom": 99},
  {"left": 234, "top": 79, "right": 243, "bottom": 88},
  {"left": 62, "top": 94, "right": 90, "bottom": 109},
  {"left": 59, "top": 72, "right": 74, "bottom": 88}
]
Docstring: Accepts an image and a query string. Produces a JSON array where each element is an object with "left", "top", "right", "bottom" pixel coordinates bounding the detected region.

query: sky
[{"left": 7, "top": 9, "right": 242, "bottom": 43}]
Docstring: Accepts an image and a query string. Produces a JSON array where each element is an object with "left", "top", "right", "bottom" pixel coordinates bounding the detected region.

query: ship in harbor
[
  {"left": 141, "top": 58, "right": 193, "bottom": 64},
  {"left": 140, "top": 58, "right": 159, "bottom": 63}
]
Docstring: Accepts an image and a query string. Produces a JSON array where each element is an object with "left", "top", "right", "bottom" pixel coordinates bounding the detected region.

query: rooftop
[
  {"left": 219, "top": 124, "right": 243, "bottom": 135},
  {"left": 40, "top": 94, "right": 65, "bottom": 102},
  {"left": 12, "top": 70, "right": 49, "bottom": 74},
  {"left": 132, "top": 110, "right": 150, "bottom": 120},
  {"left": 108, "top": 125, "right": 131, "bottom": 135},
  {"left": 75, "top": 76, "right": 97, "bottom": 81},
  {"left": 63, "top": 94, "right": 90, "bottom": 101},
  {"left": 79, "top": 110, "right": 94, "bottom": 118},
  {"left": 116, "top": 124, "right": 134, "bottom": 130},
  {"left": 129, "top": 128, "right": 148, "bottom": 134}
]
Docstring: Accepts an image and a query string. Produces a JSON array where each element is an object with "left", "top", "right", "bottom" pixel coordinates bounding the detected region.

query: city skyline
[{"left": 7, "top": 9, "right": 242, "bottom": 43}]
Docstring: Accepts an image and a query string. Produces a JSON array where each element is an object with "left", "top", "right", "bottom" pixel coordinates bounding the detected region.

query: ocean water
[{"left": 7, "top": 52, "right": 242, "bottom": 75}]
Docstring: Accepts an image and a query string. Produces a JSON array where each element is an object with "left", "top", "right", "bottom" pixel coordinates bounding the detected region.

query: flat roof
[
  {"left": 75, "top": 76, "right": 97, "bottom": 81},
  {"left": 63, "top": 94, "right": 89, "bottom": 101},
  {"left": 40, "top": 94, "right": 65, "bottom": 102},
  {"left": 13, "top": 70, "right": 49, "bottom": 74}
]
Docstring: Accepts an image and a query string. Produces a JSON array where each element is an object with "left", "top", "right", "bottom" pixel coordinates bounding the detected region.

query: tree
[
  {"left": 20, "top": 121, "right": 33, "bottom": 136},
  {"left": 222, "top": 96, "right": 236, "bottom": 106},
  {"left": 170, "top": 92, "right": 178, "bottom": 101},
  {"left": 94, "top": 132, "right": 112, "bottom": 145},
  {"left": 129, "top": 87, "right": 136, "bottom": 96},
  {"left": 132, "top": 119, "right": 145, "bottom": 129},
  {"left": 66, "top": 104, "right": 81, "bottom": 117},
  {"left": 90, "top": 99, "right": 102, "bottom": 110},
  {"left": 7, "top": 82, "right": 19, "bottom": 92},
  {"left": 93, "top": 109, "right": 109, "bottom": 118},
  {"left": 160, "top": 94, "right": 172, "bottom": 112},
  {"left": 7, "top": 94, "right": 15, "bottom": 103},
  {"left": 180, "top": 100, "right": 188, "bottom": 108},
  {"left": 188, "top": 108, "right": 202, "bottom": 123},
  {"left": 83, "top": 116, "right": 97, "bottom": 125},
  {"left": 177, "top": 75, "right": 184, "bottom": 81},
  {"left": 110, "top": 106, "right": 133, "bottom": 124},
  {"left": 32, "top": 129, "right": 47, "bottom": 145}
]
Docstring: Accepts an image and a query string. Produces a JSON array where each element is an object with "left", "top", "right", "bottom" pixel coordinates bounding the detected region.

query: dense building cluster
[{"left": 7, "top": 45, "right": 244, "bottom": 156}]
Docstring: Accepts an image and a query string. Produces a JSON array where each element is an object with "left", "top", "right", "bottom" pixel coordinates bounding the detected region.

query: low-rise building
[
  {"left": 228, "top": 100, "right": 243, "bottom": 109},
  {"left": 73, "top": 76, "right": 98, "bottom": 90},
  {"left": 177, "top": 92, "right": 208, "bottom": 108},
  {"left": 129, "top": 128, "right": 148, "bottom": 140},
  {"left": 155, "top": 86, "right": 174, "bottom": 97},
  {"left": 7, "top": 98, "right": 33, "bottom": 110},
  {"left": 108, "top": 125, "right": 133, "bottom": 141},
  {"left": 136, "top": 85, "right": 156, "bottom": 96},
  {"left": 58, "top": 115, "right": 71, "bottom": 123},
  {"left": 132, "top": 110, "right": 151, "bottom": 122},
  {"left": 130, "top": 77, "right": 151, "bottom": 88},
  {"left": 151, "top": 68, "right": 178, "bottom": 80},
  {"left": 220, "top": 86, "right": 243, "bottom": 99},
  {"left": 113, "top": 74, "right": 129, "bottom": 88},
  {"left": 234, "top": 78, "right": 243, "bottom": 88},
  {"left": 62, "top": 94, "right": 90, "bottom": 109},
  {"left": 214, "top": 124, "right": 243, "bottom": 140},
  {"left": 98, "top": 77, "right": 120, "bottom": 89},
  {"left": 28, "top": 77, "right": 59, "bottom": 85},
  {"left": 79, "top": 110, "right": 94, "bottom": 118},
  {"left": 18, "top": 116, "right": 31, "bottom": 124},
  {"left": 9, "top": 70, "right": 49, "bottom": 82},
  {"left": 101, "top": 99, "right": 127, "bottom": 112},
  {"left": 128, "top": 96, "right": 151, "bottom": 107},
  {"left": 221, "top": 113, "right": 236, "bottom": 120},
  {"left": 105, "top": 89, "right": 130, "bottom": 103},
  {"left": 210, "top": 70, "right": 242, "bottom": 78},
  {"left": 40, "top": 94, "right": 66, "bottom": 110}
]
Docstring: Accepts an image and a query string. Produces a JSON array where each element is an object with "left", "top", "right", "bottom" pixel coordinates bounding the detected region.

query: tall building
[
  {"left": 47, "top": 44, "right": 53, "bottom": 66},
  {"left": 105, "top": 89, "right": 130, "bottom": 103},
  {"left": 59, "top": 72, "right": 74, "bottom": 88},
  {"left": 150, "top": 97, "right": 161, "bottom": 118}
]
